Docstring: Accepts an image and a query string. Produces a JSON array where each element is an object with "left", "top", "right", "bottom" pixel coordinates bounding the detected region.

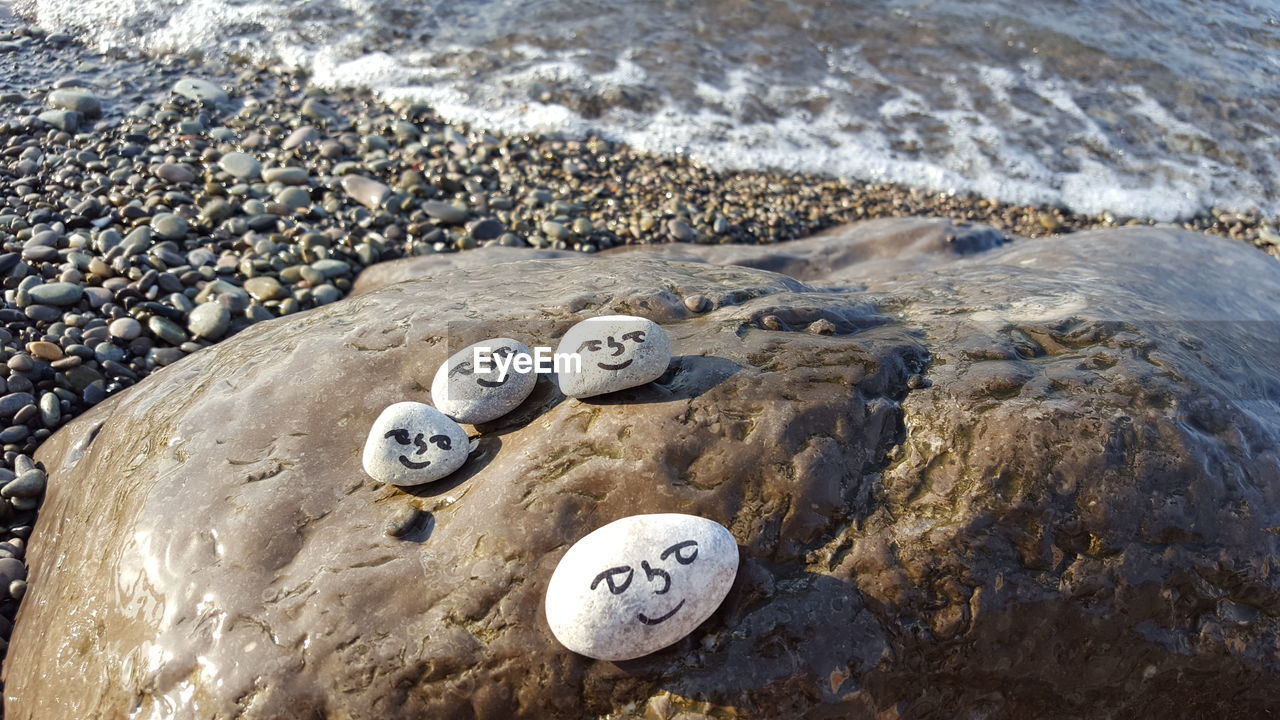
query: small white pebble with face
[
  {"left": 545, "top": 513, "right": 739, "bottom": 661},
  {"left": 555, "top": 315, "right": 671, "bottom": 398},
  {"left": 431, "top": 337, "right": 538, "bottom": 424},
  {"left": 362, "top": 402, "right": 471, "bottom": 485}
]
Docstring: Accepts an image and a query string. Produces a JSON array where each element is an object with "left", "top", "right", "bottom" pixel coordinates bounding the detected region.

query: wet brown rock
[{"left": 6, "top": 219, "right": 1280, "bottom": 719}]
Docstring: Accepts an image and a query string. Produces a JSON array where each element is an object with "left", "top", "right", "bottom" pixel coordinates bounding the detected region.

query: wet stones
[
  {"left": 148, "top": 316, "right": 188, "bottom": 346},
  {"left": 1, "top": 470, "right": 45, "bottom": 500},
  {"left": 26, "top": 283, "right": 81, "bottom": 307},
  {"left": 243, "top": 277, "right": 282, "bottom": 301},
  {"left": 555, "top": 315, "right": 671, "bottom": 398},
  {"left": 545, "top": 513, "right": 739, "bottom": 661},
  {"left": 0, "top": 558, "right": 24, "bottom": 589},
  {"left": 262, "top": 166, "right": 308, "bottom": 185},
  {"left": 0, "top": 393, "right": 33, "bottom": 420},
  {"left": 340, "top": 175, "right": 390, "bottom": 210},
  {"left": 108, "top": 317, "right": 142, "bottom": 340},
  {"left": 423, "top": 201, "right": 467, "bottom": 225},
  {"left": 187, "top": 302, "right": 231, "bottom": 341},
  {"left": 153, "top": 163, "right": 196, "bottom": 184},
  {"left": 46, "top": 88, "right": 102, "bottom": 117},
  {"left": 36, "top": 110, "right": 77, "bottom": 133},
  {"left": 172, "top": 77, "right": 228, "bottom": 106},
  {"left": 362, "top": 402, "right": 470, "bottom": 485},
  {"left": 282, "top": 125, "right": 319, "bottom": 149},
  {"left": 430, "top": 338, "right": 537, "bottom": 424},
  {"left": 217, "top": 151, "right": 261, "bottom": 180}
]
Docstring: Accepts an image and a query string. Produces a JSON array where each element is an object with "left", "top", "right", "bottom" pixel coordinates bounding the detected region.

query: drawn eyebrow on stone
[
  {"left": 660, "top": 540, "right": 698, "bottom": 564},
  {"left": 384, "top": 429, "right": 411, "bottom": 444},
  {"left": 449, "top": 360, "right": 474, "bottom": 377},
  {"left": 621, "top": 330, "right": 646, "bottom": 343},
  {"left": 577, "top": 340, "right": 603, "bottom": 353},
  {"left": 590, "top": 565, "right": 634, "bottom": 594}
]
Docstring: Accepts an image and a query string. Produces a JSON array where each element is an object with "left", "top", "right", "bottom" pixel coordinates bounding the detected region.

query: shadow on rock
[
  {"left": 400, "top": 435, "right": 502, "bottom": 499},
  {"left": 598, "top": 558, "right": 886, "bottom": 718},
  {"left": 583, "top": 355, "right": 742, "bottom": 406}
]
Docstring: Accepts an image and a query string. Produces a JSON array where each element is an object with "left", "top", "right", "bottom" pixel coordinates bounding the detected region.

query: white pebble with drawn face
[
  {"left": 362, "top": 402, "right": 470, "bottom": 485},
  {"left": 555, "top": 315, "right": 671, "bottom": 398},
  {"left": 545, "top": 513, "right": 739, "bottom": 661},
  {"left": 431, "top": 337, "right": 537, "bottom": 424}
]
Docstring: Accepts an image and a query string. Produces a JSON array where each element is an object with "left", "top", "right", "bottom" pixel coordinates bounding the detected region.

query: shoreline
[{"left": 0, "top": 2, "right": 1279, "bottom": 684}]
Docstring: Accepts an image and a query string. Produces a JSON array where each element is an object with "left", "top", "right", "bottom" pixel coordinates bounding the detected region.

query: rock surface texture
[{"left": 5, "top": 218, "right": 1280, "bottom": 719}]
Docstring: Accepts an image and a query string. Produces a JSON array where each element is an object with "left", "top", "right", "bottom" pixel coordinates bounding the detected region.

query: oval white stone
[
  {"left": 361, "top": 402, "right": 470, "bottom": 485},
  {"left": 554, "top": 315, "right": 671, "bottom": 399},
  {"left": 545, "top": 513, "right": 738, "bottom": 661},
  {"left": 430, "top": 338, "right": 537, "bottom": 424}
]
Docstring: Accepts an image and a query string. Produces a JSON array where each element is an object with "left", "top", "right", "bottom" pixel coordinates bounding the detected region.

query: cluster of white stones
[
  {"left": 362, "top": 315, "right": 674, "bottom": 486},
  {"left": 361, "top": 316, "right": 734, "bottom": 661}
]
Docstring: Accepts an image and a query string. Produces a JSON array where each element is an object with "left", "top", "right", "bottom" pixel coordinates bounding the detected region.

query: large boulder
[{"left": 5, "top": 218, "right": 1280, "bottom": 718}]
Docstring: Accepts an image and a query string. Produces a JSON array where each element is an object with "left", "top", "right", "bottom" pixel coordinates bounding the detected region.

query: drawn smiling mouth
[
  {"left": 637, "top": 599, "right": 685, "bottom": 626},
  {"left": 597, "top": 360, "right": 633, "bottom": 371},
  {"left": 398, "top": 456, "right": 431, "bottom": 470},
  {"left": 476, "top": 377, "right": 508, "bottom": 388}
]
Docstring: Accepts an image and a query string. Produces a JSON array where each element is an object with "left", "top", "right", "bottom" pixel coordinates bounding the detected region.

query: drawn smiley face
[
  {"left": 382, "top": 427, "right": 454, "bottom": 470},
  {"left": 575, "top": 330, "right": 647, "bottom": 371},
  {"left": 554, "top": 316, "right": 672, "bottom": 399},
  {"left": 589, "top": 539, "right": 699, "bottom": 626},
  {"left": 431, "top": 338, "right": 538, "bottom": 425},
  {"left": 545, "top": 513, "right": 739, "bottom": 661},
  {"left": 362, "top": 402, "right": 470, "bottom": 485}
]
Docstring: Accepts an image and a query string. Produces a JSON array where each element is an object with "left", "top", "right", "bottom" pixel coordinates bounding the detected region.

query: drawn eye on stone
[
  {"left": 660, "top": 540, "right": 698, "bottom": 565},
  {"left": 449, "top": 360, "right": 474, "bottom": 377},
  {"left": 621, "top": 330, "right": 646, "bottom": 344},
  {"left": 429, "top": 434, "right": 452, "bottom": 451},
  {"left": 590, "top": 565, "right": 634, "bottom": 594},
  {"left": 384, "top": 429, "right": 412, "bottom": 445},
  {"left": 491, "top": 346, "right": 516, "bottom": 359},
  {"left": 577, "top": 339, "right": 603, "bottom": 353}
]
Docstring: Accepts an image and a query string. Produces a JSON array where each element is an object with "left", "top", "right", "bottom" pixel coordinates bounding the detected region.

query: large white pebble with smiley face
[
  {"left": 545, "top": 513, "right": 738, "bottom": 661},
  {"left": 555, "top": 315, "right": 671, "bottom": 399},
  {"left": 362, "top": 402, "right": 470, "bottom": 485},
  {"left": 431, "top": 338, "right": 538, "bottom": 424}
]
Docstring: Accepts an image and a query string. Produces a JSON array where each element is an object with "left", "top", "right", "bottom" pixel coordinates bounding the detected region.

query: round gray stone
[
  {"left": 188, "top": 302, "right": 230, "bottom": 341},
  {"left": 218, "top": 152, "right": 261, "bottom": 180},
  {"left": 149, "top": 316, "right": 188, "bottom": 345},
  {"left": 172, "top": 77, "right": 228, "bottom": 106},
  {"left": 27, "top": 282, "right": 83, "bottom": 307},
  {"left": 554, "top": 315, "right": 672, "bottom": 398},
  {"left": 423, "top": 201, "right": 468, "bottom": 225},
  {"left": 262, "top": 167, "right": 309, "bottom": 185},
  {"left": 151, "top": 213, "right": 189, "bottom": 241},
  {"left": 430, "top": 338, "right": 538, "bottom": 424},
  {"left": 275, "top": 187, "right": 311, "bottom": 209},
  {"left": 47, "top": 88, "right": 102, "bottom": 117},
  {"left": 361, "top": 402, "right": 470, "bottom": 485},
  {"left": 108, "top": 317, "right": 142, "bottom": 340}
]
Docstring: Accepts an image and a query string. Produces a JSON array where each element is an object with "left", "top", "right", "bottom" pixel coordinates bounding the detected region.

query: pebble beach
[{"left": 2, "top": 1, "right": 1280, "bottom": 684}]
